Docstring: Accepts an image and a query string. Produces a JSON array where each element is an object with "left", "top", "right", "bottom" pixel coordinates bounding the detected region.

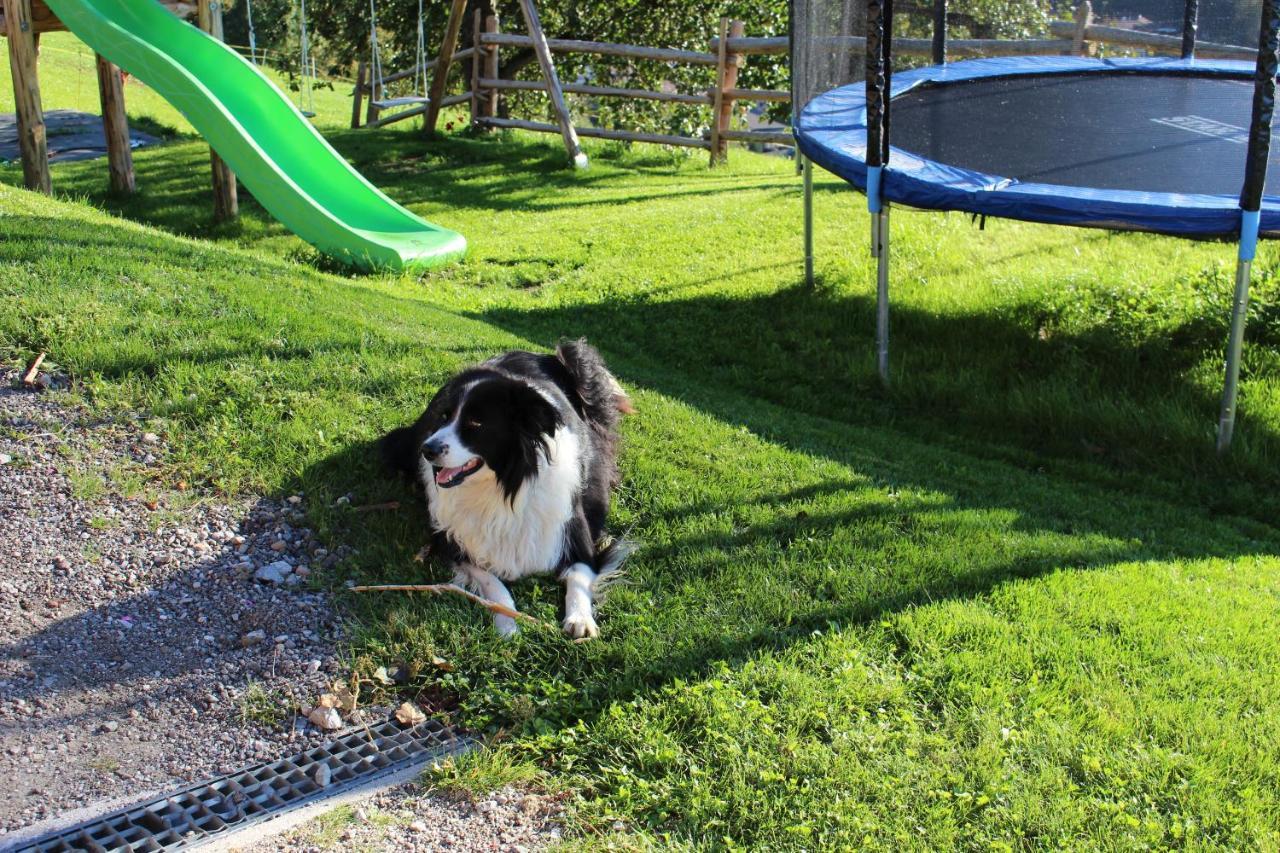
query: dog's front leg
[
  {"left": 454, "top": 565, "right": 521, "bottom": 638},
  {"left": 560, "top": 563, "right": 599, "bottom": 639}
]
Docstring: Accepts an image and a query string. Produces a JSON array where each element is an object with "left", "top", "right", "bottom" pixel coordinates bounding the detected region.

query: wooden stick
[
  {"left": 351, "top": 60, "right": 367, "bottom": 128},
  {"left": 478, "top": 116, "right": 711, "bottom": 149},
  {"left": 480, "top": 32, "right": 719, "bottom": 66},
  {"left": 481, "top": 77, "right": 711, "bottom": 105},
  {"left": 20, "top": 351, "right": 46, "bottom": 386},
  {"left": 470, "top": 8, "right": 482, "bottom": 129},
  {"left": 517, "top": 0, "right": 584, "bottom": 168},
  {"left": 482, "top": 13, "right": 499, "bottom": 122},
  {"left": 425, "top": 0, "right": 468, "bottom": 134},
  {"left": 350, "top": 582, "right": 547, "bottom": 626},
  {"left": 352, "top": 500, "right": 401, "bottom": 513},
  {"left": 709, "top": 18, "right": 730, "bottom": 165},
  {"left": 5, "top": 0, "right": 51, "bottom": 195},
  {"left": 96, "top": 54, "right": 135, "bottom": 194},
  {"left": 197, "top": 0, "right": 237, "bottom": 221}
]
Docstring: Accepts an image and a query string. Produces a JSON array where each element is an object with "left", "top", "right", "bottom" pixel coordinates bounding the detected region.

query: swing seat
[{"left": 372, "top": 96, "right": 431, "bottom": 109}]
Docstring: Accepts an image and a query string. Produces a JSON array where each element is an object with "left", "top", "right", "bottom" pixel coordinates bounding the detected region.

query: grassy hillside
[{"left": 3, "top": 51, "right": 1280, "bottom": 848}]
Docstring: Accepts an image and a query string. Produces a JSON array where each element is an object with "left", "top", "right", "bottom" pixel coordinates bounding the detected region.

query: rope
[{"left": 245, "top": 0, "right": 257, "bottom": 64}]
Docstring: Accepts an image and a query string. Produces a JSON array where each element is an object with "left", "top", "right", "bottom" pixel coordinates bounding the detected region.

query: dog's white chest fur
[{"left": 423, "top": 427, "right": 582, "bottom": 579}]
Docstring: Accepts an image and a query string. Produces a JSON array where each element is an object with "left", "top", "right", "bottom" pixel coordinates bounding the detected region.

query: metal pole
[
  {"left": 1217, "top": 254, "right": 1252, "bottom": 452},
  {"left": 1181, "top": 0, "right": 1199, "bottom": 59},
  {"left": 875, "top": 207, "right": 890, "bottom": 384},
  {"left": 1218, "top": 0, "right": 1279, "bottom": 451},
  {"left": 932, "top": 0, "right": 947, "bottom": 65},
  {"left": 803, "top": 156, "right": 814, "bottom": 287}
]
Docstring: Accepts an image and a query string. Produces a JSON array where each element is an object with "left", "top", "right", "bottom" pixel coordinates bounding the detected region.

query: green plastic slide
[{"left": 44, "top": 0, "right": 465, "bottom": 271}]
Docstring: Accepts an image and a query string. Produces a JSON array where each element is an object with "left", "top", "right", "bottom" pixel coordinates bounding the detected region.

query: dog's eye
[
  {"left": 464, "top": 418, "right": 482, "bottom": 429},
  {"left": 438, "top": 409, "right": 451, "bottom": 422}
]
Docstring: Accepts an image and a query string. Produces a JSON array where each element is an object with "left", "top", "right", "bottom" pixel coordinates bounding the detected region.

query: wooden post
[
  {"left": 470, "top": 8, "right": 482, "bottom": 127},
  {"left": 710, "top": 18, "right": 745, "bottom": 165},
  {"left": 4, "top": 0, "right": 51, "bottom": 194},
  {"left": 1071, "top": 1, "right": 1093, "bottom": 56},
  {"left": 516, "top": 0, "right": 585, "bottom": 167},
  {"left": 352, "top": 60, "right": 367, "bottom": 128},
  {"left": 197, "top": 0, "right": 237, "bottom": 220},
  {"left": 425, "top": 0, "right": 468, "bottom": 134},
  {"left": 95, "top": 53, "right": 135, "bottom": 194},
  {"left": 482, "top": 12, "right": 499, "bottom": 123}
]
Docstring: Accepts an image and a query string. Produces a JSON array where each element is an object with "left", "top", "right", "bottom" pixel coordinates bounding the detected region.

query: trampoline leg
[
  {"left": 803, "top": 156, "right": 815, "bottom": 287},
  {"left": 1216, "top": 256, "right": 1252, "bottom": 453},
  {"left": 873, "top": 206, "right": 890, "bottom": 385}
]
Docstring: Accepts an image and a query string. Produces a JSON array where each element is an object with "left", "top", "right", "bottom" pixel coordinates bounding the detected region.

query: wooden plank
[
  {"left": 718, "top": 128, "right": 793, "bottom": 144},
  {"left": 4, "top": 0, "right": 50, "bottom": 193},
  {"left": 2, "top": 1, "right": 195, "bottom": 33},
  {"left": 709, "top": 34, "right": 787, "bottom": 55},
  {"left": 197, "top": 0, "right": 237, "bottom": 220},
  {"left": 366, "top": 93, "right": 473, "bottom": 130},
  {"left": 351, "top": 60, "right": 366, "bottom": 128},
  {"left": 1047, "top": 18, "right": 1255, "bottom": 59},
  {"left": 482, "top": 77, "right": 711, "bottom": 105},
  {"left": 482, "top": 13, "right": 499, "bottom": 122},
  {"left": 470, "top": 8, "right": 481, "bottom": 128},
  {"left": 724, "top": 87, "right": 789, "bottom": 102},
  {"left": 425, "top": 0, "right": 468, "bottom": 134},
  {"left": 479, "top": 116, "right": 710, "bottom": 149},
  {"left": 709, "top": 18, "right": 729, "bottom": 165},
  {"left": 95, "top": 53, "right": 134, "bottom": 193},
  {"left": 371, "top": 47, "right": 475, "bottom": 89},
  {"left": 711, "top": 19, "right": 744, "bottom": 165},
  {"left": 517, "top": 0, "right": 585, "bottom": 167},
  {"left": 481, "top": 32, "right": 719, "bottom": 65}
]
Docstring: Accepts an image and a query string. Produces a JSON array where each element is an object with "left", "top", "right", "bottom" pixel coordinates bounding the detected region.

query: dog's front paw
[{"left": 562, "top": 611, "right": 598, "bottom": 640}]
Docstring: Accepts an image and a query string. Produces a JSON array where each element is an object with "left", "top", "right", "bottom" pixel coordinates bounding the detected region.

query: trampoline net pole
[
  {"left": 1181, "top": 0, "right": 1198, "bottom": 58},
  {"left": 875, "top": 207, "right": 890, "bottom": 385},
  {"left": 1219, "top": 0, "right": 1280, "bottom": 452},
  {"left": 803, "top": 156, "right": 815, "bottom": 287},
  {"left": 932, "top": 0, "right": 946, "bottom": 65}
]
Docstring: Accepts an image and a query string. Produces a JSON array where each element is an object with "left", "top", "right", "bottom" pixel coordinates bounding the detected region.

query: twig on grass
[
  {"left": 352, "top": 500, "right": 401, "bottom": 513},
  {"left": 350, "top": 582, "right": 548, "bottom": 627},
  {"left": 20, "top": 352, "right": 46, "bottom": 387}
]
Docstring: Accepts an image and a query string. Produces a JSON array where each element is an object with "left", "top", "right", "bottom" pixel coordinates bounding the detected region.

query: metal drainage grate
[{"left": 14, "top": 718, "right": 470, "bottom": 852}]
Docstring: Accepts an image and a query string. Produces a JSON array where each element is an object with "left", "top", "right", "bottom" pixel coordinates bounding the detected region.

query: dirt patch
[{"left": 0, "top": 369, "right": 356, "bottom": 833}]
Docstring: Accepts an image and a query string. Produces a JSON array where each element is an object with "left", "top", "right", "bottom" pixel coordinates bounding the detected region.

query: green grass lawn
[{"left": 4, "top": 53, "right": 1280, "bottom": 848}]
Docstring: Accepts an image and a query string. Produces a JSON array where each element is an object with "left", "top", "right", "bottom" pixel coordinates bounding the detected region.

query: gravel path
[
  {"left": 0, "top": 368, "right": 355, "bottom": 833},
  {"left": 237, "top": 784, "right": 566, "bottom": 852},
  {"left": 0, "top": 367, "right": 565, "bottom": 850}
]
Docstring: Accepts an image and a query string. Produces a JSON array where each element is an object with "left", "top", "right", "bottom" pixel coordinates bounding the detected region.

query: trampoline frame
[{"left": 792, "top": 0, "right": 1280, "bottom": 451}]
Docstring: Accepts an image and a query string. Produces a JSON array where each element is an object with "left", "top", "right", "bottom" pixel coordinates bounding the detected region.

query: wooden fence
[{"left": 350, "top": 1, "right": 1257, "bottom": 165}]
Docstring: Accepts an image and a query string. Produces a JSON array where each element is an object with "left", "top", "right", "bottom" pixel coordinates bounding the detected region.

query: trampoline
[{"left": 791, "top": 0, "right": 1280, "bottom": 450}]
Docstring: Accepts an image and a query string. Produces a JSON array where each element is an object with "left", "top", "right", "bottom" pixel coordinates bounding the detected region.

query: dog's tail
[
  {"left": 592, "top": 536, "right": 634, "bottom": 599},
  {"left": 556, "top": 339, "right": 634, "bottom": 430}
]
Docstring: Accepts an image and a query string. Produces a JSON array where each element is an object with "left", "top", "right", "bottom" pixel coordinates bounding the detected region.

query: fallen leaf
[
  {"left": 333, "top": 684, "right": 358, "bottom": 715},
  {"left": 372, "top": 666, "right": 396, "bottom": 686},
  {"left": 430, "top": 655, "right": 455, "bottom": 672},
  {"left": 395, "top": 701, "right": 426, "bottom": 726},
  {"left": 413, "top": 544, "right": 432, "bottom": 563},
  {"left": 316, "top": 692, "right": 340, "bottom": 709}
]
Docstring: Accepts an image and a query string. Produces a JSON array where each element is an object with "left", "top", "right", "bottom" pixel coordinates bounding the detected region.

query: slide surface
[{"left": 44, "top": 0, "right": 465, "bottom": 271}]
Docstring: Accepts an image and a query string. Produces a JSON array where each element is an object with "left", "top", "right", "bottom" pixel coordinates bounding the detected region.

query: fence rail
[{"left": 352, "top": 2, "right": 1260, "bottom": 165}]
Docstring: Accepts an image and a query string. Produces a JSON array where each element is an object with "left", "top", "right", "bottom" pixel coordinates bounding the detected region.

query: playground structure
[
  {"left": 791, "top": 0, "right": 1277, "bottom": 450},
  {"left": 2, "top": 0, "right": 464, "bottom": 270}
]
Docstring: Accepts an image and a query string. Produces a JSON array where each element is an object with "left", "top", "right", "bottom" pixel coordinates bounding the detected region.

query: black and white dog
[{"left": 380, "top": 341, "right": 632, "bottom": 639}]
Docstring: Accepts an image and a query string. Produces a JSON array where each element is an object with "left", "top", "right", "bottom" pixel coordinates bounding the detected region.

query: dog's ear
[
  {"left": 496, "top": 383, "right": 563, "bottom": 503},
  {"left": 378, "top": 425, "right": 421, "bottom": 480}
]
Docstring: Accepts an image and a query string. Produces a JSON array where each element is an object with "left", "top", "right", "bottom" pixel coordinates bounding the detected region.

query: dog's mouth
[{"left": 434, "top": 457, "right": 483, "bottom": 488}]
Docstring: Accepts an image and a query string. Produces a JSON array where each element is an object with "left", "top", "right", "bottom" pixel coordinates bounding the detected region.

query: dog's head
[{"left": 385, "top": 373, "right": 563, "bottom": 503}]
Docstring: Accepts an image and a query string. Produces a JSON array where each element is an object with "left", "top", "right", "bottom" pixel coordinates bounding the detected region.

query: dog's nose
[{"left": 421, "top": 439, "right": 447, "bottom": 461}]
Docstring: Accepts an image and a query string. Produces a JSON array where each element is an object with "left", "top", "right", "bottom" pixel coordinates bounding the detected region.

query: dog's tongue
[{"left": 435, "top": 465, "right": 466, "bottom": 485}]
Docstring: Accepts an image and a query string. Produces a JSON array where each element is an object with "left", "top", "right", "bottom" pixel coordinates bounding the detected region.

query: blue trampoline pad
[{"left": 794, "top": 55, "right": 1280, "bottom": 237}]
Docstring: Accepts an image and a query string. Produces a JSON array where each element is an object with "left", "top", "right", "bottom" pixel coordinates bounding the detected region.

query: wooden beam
[
  {"left": 481, "top": 32, "right": 719, "bottom": 65},
  {"left": 479, "top": 116, "right": 710, "bottom": 149},
  {"left": 351, "top": 60, "right": 367, "bottom": 128},
  {"left": 470, "top": 8, "right": 481, "bottom": 127},
  {"left": 197, "top": 0, "right": 237, "bottom": 220},
  {"left": 425, "top": 0, "right": 468, "bottom": 134},
  {"left": 481, "top": 77, "right": 711, "bottom": 105},
  {"left": 4, "top": 0, "right": 50, "bottom": 193},
  {"left": 710, "top": 19, "right": 744, "bottom": 165},
  {"left": 95, "top": 53, "right": 134, "bottom": 193},
  {"left": 482, "top": 13, "right": 499, "bottom": 122},
  {"left": 516, "top": 0, "right": 584, "bottom": 167},
  {"left": 2, "top": 1, "right": 196, "bottom": 34}
]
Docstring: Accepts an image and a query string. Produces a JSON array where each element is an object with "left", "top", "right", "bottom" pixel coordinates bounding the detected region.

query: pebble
[
  {"left": 240, "top": 629, "right": 267, "bottom": 648},
  {"left": 254, "top": 560, "right": 293, "bottom": 584}
]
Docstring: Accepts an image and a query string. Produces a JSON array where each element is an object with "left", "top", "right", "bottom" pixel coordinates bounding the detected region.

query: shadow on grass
[{"left": 475, "top": 282, "right": 1280, "bottom": 526}]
